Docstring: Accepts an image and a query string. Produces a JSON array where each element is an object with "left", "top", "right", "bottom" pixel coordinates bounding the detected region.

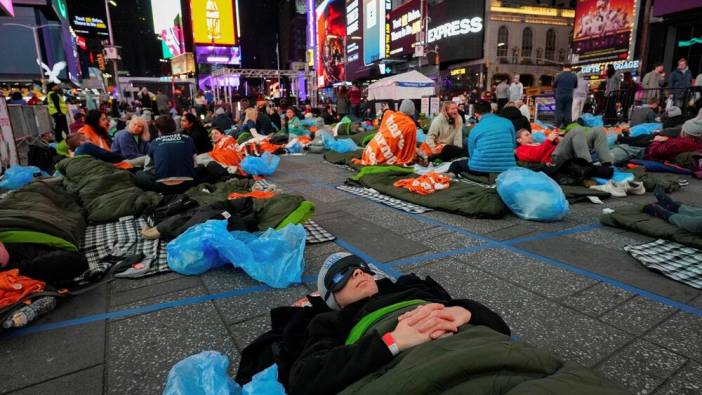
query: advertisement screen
[
  {"left": 316, "top": 0, "right": 346, "bottom": 88},
  {"left": 346, "top": 0, "right": 364, "bottom": 80},
  {"left": 654, "top": 0, "right": 701, "bottom": 17},
  {"left": 152, "top": 0, "right": 184, "bottom": 59},
  {"left": 194, "top": 45, "right": 241, "bottom": 65},
  {"left": 427, "top": 0, "right": 484, "bottom": 63},
  {"left": 363, "top": 0, "right": 387, "bottom": 64},
  {"left": 573, "top": 0, "right": 637, "bottom": 63},
  {"left": 387, "top": 0, "right": 422, "bottom": 58},
  {"left": 190, "top": 0, "right": 236, "bottom": 45},
  {"left": 0, "top": 0, "right": 14, "bottom": 17}
]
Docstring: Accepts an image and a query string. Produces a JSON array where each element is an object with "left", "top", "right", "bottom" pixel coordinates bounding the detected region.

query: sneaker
[
  {"left": 141, "top": 227, "right": 160, "bottom": 240},
  {"left": 624, "top": 180, "right": 645, "bottom": 195},
  {"left": 590, "top": 180, "right": 627, "bottom": 198}
]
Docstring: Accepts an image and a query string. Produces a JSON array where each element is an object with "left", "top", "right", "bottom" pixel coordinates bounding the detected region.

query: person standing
[
  {"left": 669, "top": 58, "right": 693, "bottom": 109},
  {"left": 620, "top": 72, "right": 638, "bottom": 121},
  {"left": 336, "top": 87, "right": 350, "bottom": 119},
  {"left": 496, "top": 79, "right": 510, "bottom": 111},
  {"left": 349, "top": 84, "right": 362, "bottom": 118},
  {"left": 553, "top": 64, "right": 578, "bottom": 128},
  {"left": 156, "top": 89, "right": 170, "bottom": 115},
  {"left": 641, "top": 63, "right": 665, "bottom": 103},
  {"left": 47, "top": 83, "right": 68, "bottom": 142},
  {"left": 572, "top": 73, "right": 589, "bottom": 122},
  {"left": 509, "top": 75, "right": 523, "bottom": 103},
  {"left": 603, "top": 64, "right": 622, "bottom": 124}
]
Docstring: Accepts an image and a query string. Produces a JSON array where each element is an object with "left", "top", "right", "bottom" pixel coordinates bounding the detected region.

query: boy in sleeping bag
[{"left": 287, "top": 253, "right": 630, "bottom": 395}]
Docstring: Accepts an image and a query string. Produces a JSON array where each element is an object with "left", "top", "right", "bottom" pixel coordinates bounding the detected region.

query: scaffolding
[{"left": 210, "top": 68, "right": 317, "bottom": 107}]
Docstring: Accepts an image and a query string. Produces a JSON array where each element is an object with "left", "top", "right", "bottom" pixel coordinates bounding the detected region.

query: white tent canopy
[{"left": 367, "top": 70, "right": 435, "bottom": 101}]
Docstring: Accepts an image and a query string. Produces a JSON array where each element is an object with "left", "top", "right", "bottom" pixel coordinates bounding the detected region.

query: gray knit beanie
[
  {"left": 399, "top": 99, "right": 416, "bottom": 116},
  {"left": 682, "top": 109, "right": 702, "bottom": 137}
]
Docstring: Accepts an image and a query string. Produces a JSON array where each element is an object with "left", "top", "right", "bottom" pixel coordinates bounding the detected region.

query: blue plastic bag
[
  {"left": 592, "top": 167, "right": 635, "bottom": 185},
  {"left": 167, "top": 220, "right": 306, "bottom": 288},
  {"left": 416, "top": 129, "right": 426, "bottom": 143},
  {"left": 242, "top": 364, "right": 286, "bottom": 395},
  {"left": 0, "top": 165, "right": 46, "bottom": 190},
  {"left": 163, "top": 351, "right": 240, "bottom": 395},
  {"left": 323, "top": 135, "right": 358, "bottom": 153},
  {"left": 580, "top": 113, "right": 604, "bottom": 127},
  {"left": 496, "top": 167, "right": 569, "bottom": 221},
  {"left": 630, "top": 123, "right": 662, "bottom": 137},
  {"left": 241, "top": 152, "right": 281, "bottom": 176},
  {"left": 531, "top": 131, "right": 546, "bottom": 143},
  {"left": 607, "top": 133, "right": 618, "bottom": 148}
]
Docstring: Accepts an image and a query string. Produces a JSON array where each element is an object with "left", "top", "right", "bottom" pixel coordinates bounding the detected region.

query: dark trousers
[
  {"left": 52, "top": 113, "right": 68, "bottom": 142},
  {"left": 497, "top": 98, "right": 508, "bottom": 111},
  {"left": 555, "top": 96, "right": 573, "bottom": 128},
  {"left": 448, "top": 159, "right": 488, "bottom": 176}
]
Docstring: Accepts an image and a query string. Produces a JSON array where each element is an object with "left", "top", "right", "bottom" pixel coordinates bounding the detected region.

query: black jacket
[
  {"left": 257, "top": 111, "right": 277, "bottom": 134},
  {"left": 287, "top": 275, "right": 510, "bottom": 395},
  {"left": 186, "top": 124, "right": 213, "bottom": 154},
  {"left": 498, "top": 106, "right": 531, "bottom": 132},
  {"left": 211, "top": 113, "right": 234, "bottom": 132}
]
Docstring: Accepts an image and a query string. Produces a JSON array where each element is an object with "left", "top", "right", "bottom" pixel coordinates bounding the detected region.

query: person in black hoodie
[
  {"left": 181, "top": 112, "right": 212, "bottom": 154},
  {"left": 256, "top": 102, "right": 277, "bottom": 134},
  {"left": 287, "top": 253, "right": 509, "bottom": 395}
]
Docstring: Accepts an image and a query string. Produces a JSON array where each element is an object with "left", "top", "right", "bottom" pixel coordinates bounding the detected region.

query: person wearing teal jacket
[{"left": 467, "top": 101, "right": 516, "bottom": 173}]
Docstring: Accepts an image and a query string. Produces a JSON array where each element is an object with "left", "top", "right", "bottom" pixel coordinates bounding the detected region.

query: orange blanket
[
  {"left": 355, "top": 111, "right": 417, "bottom": 165},
  {"left": 228, "top": 191, "right": 276, "bottom": 200},
  {"left": 211, "top": 136, "right": 244, "bottom": 167},
  {"left": 0, "top": 269, "right": 45, "bottom": 309},
  {"left": 393, "top": 172, "right": 451, "bottom": 195}
]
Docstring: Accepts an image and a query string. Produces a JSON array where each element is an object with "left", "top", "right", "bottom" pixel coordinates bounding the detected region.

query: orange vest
[
  {"left": 356, "top": 111, "right": 417, "bottom": 166},
  {"left": 78, "top": 125, "right": 111, "bottom": 151},
  {"left": 210, "top": 136, "right": 243, "bottom": 167}
]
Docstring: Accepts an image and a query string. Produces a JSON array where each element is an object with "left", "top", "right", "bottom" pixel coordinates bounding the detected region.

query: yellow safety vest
[{"left": 47, "top": 92, "right": 67, "bottom": 115}]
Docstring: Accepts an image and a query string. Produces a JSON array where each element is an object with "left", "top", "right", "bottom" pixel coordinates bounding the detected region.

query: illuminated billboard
[
  {"left": 195, "top": 45, "right": 241, "bottom": 65},
  {"left": 427, "top": 0, "right": 484, "bottom": 63},
  {"left": 386, "top": 0, "right": 422, "bottom": 58},
  {"left": 316, "top": 0, "right": 346, "bottom": 87},
  {"left": 152, "top": 0, "right": 184, "bottom": 59},
  {"left": 573, "top": 0, "right": 638, "bottom": 63},
  {"left": 190, "top": 0, "right": 237, "bottom": 46},
  {"left": 0, "top": 0, "right": 14, "bottom": 17}
]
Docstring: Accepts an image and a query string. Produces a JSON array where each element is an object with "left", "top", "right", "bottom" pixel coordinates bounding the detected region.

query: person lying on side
[
  {"left": 515, "top": 125, "right": 614, "bottom": 166},
  {"left": 644, "top": 187, "right": 702, "bottom": 234},
  {"left": 288, "top": 252, "right": 510, "bottom": 395},
  {"left": 645, "top": 108, "right": 702, "bottom": 161}
]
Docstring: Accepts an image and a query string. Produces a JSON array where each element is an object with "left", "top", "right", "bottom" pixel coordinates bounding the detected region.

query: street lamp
[{"left": 2, "top": 23, "right": 61, "bottom": 92}]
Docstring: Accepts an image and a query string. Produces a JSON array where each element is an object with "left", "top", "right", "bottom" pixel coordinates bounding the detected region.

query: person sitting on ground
[
  {"left": 644, "top": 187, "right": 702, "bottom": 234},
  {"left": 498, "top": 101, "right": 531, "bottom": 132},
  {"left": 69, "top": 112, "right": 86, "bottom": 134},
  {"left": 322, "top": 105, "right": 338, "bottom": 125},
  {"left": 285, "top": 108, "right": 305, "bottom": 136},
  {"left": 181, "top": 112, "right": 212, "bottom": 154},
  {"left": 515, "top": 126, "right": 613, "bottom": 166},
  {"left": 422, "top": 101, "right": 464, "bottom": 161},
  {"left": 111, "top": 116, "right": 150, "bottom": 162},
  {"left": 65, "top": 132, "right": 124, "bottom": 164},
  {"left": 449, "top": 101, "right": 516, "bottom": 175},
  {"left": 646, "top": 108, "right": 702, "bottom": 161},
  {"left": 208, "top": 127, "right": 243, "bottom": 170},
  {"left": 629, "top": 98, "right": 659, "bottom": 127},
  {"left": 211, "top": 107, "right": 233, "bottom": 132},
  {"left": 78, "top": 110, "right": 112, "bottom": 151},
  {"left": 286, "top": 253, "right": 629, "bottom": 395},
  {"left": 256, "top": 102, "right": 277, "bottom": 134},
  {"left": 134, "top": 116, "right": 197, "bottom": 194},
  {"left": 355, "top": 99, "right": 417, "bottom": 166}
]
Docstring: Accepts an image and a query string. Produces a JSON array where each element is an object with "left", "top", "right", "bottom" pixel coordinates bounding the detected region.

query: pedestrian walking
[
  {"left": 669, "top": 58, "right": 692, "bottom": 109},
  {"left": 553, "top": 64, "right": 578, "bottom": 128}
]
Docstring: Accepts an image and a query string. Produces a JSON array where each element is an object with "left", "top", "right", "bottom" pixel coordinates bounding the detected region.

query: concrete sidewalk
[{"left": 1, "top": 154, "right": 700, "bottom": 395}]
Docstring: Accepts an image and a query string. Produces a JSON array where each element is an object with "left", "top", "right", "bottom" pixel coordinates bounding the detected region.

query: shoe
[
  {"left": 643, "top": 203, "right": 673, "bottom": 221},
  {"left": 141, "top": 227, "right": 160, "bottom": 240},
  {"left": 590, "top": 180, "right": 627, "bottom": 198},
  {"left": 624, "top": 180, "right": 645, "bottom": 195}
]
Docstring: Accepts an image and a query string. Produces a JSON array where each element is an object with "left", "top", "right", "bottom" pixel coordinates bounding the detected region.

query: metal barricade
[
  {"left": 7, "top": 104, "right": 53, "bottom": 148},
  {"left": 598, "top": 87, "right": 697, "bottom": 125}
]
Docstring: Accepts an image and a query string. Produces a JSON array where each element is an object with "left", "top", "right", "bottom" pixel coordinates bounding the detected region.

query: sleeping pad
[
  {"left": 601, "top": 205, "right": 702, "bottom": 249},
  {"left": 348, "top": 171, "right": 507, "bottom": 218},
  {"left": 56, "top": 156, "right": 161, "bottom": 223},
  {"left": 340, "top": 310, "right": 629, "bottom": 395},
  {"left": 0, "top": 181, "right": 86, "bottom": 250}
]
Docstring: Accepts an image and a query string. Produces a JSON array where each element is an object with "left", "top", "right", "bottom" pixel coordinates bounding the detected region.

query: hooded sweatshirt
[{"left": 426, "top": 112, "right": 463, "bottom": 149}]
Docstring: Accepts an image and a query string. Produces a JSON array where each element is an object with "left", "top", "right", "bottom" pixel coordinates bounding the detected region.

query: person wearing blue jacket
[
  {"left": 668, "top": 58, "right": 693, "bottom": 108},
  {"left": 448, "top": 101, "right": 516, "bottom": 176}
]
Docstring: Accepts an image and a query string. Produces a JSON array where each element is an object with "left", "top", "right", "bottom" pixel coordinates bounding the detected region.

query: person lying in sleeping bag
[
  {"left": 645, "top": 108, "right": 702, "bottom": 161},
  {"left": 288, "top": 253, "right": 629, "bottom": 395},
  {"left": 515, "top": 126, "right": 613, "bottom": 166},
  {"left": 644, "top": 187, "right": 702, "bottom": 234}
]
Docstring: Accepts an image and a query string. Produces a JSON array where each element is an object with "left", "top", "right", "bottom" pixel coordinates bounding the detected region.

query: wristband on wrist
[{"left": 382, "top": 332, "right": 400, "bottom": 356}]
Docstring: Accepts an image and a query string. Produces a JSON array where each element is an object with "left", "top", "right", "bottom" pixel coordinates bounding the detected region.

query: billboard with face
[
  {"left": 573, "top": 0, "right": 638, "bottom": 63},
  {"left": 316, "top": 0, "right": 346, "bottom": 87}
]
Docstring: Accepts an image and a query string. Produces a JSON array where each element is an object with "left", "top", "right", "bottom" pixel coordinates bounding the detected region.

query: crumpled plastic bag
[
  {"left": 285, "top": 139, "right": 303, "bottom": 154},
  {"left": 416, "top": 129, "right": 426, "bottom": 143},
  {"left": 163, "top": 352, "right": 286, "bottom": 395},
  {"left": 166, "top": 220, "right": 306, "bottom": 288},
  {"left": 322, "top": 135, "right": 358, "bottom": 153},
  {"left": 496, "top": 167, "right": 569, "bottom": 221},
  {"left": 163, "top": 351, "right": 239, "bottom": 395},
  {"left": 531, "top": 131, "right": 546, "bottom": 143},
  {"left": 0, "top": 165, "right": 46, "bottom": 190},
  {"left": 240, "top": 152, "right": 281, "bottom": 176},
  {"left": 592, "top": 167, "right": 635, "bottom": 185},
  {"left": 630, "top": 123, "right": 662, "bottom": 137},
  {"left": 580, "top": 113, "right": 603, "bottom": 127}
]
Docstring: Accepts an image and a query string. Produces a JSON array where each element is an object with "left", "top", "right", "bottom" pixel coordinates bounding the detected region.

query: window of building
[
  {"left": 545, "top": 29, "right": 556, "bottom": 61},
  {"left": 522, "top": 27, "right": 533, "bottom": 59},
  {"left": 497, "top": 26, "right": 508, "bottom": 57}
]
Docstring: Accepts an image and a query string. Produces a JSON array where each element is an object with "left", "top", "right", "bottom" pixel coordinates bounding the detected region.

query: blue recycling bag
[
  {"left": 322, "top": 135, "right": 358, "bottom": 153},
  {"left": 630, "top": 123, "right": 662, "bottom": 137},
  {"left": 163, "top": 351, "right": 239, "bottom": 395},
  {"left": 163, "top": 352, "right": 286, "bottom": 395},
  {"left": 580, "top": 113, "right": 603, "bottom": 127},
  {"left": 592, "top": 167, "right": 635, "bottom": 185},
  {"left": 416, "top": 129, "right": 426, "bottom": 143},
  {"left": 241, "top": 152, "right": 281, "bottom": 176},
  {"left": 0, "top": 165, "right": 46, "bottom": 190},
  {"left": 496, "top": 167, "right": 569, "bottom": 221},
  {"left": 167, "top": 220, "right": 306, "bottom": 288},
  {"left": 531, "top": 131, "right": 546, "bottom": 143}
]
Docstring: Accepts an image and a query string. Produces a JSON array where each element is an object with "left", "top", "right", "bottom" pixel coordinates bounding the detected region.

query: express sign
[
  {"left": 427, "top": 0, "right": 485, "bottom": 63},
  {"left": 427, "top": 17, "right": 483, "bottom": 43}
]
